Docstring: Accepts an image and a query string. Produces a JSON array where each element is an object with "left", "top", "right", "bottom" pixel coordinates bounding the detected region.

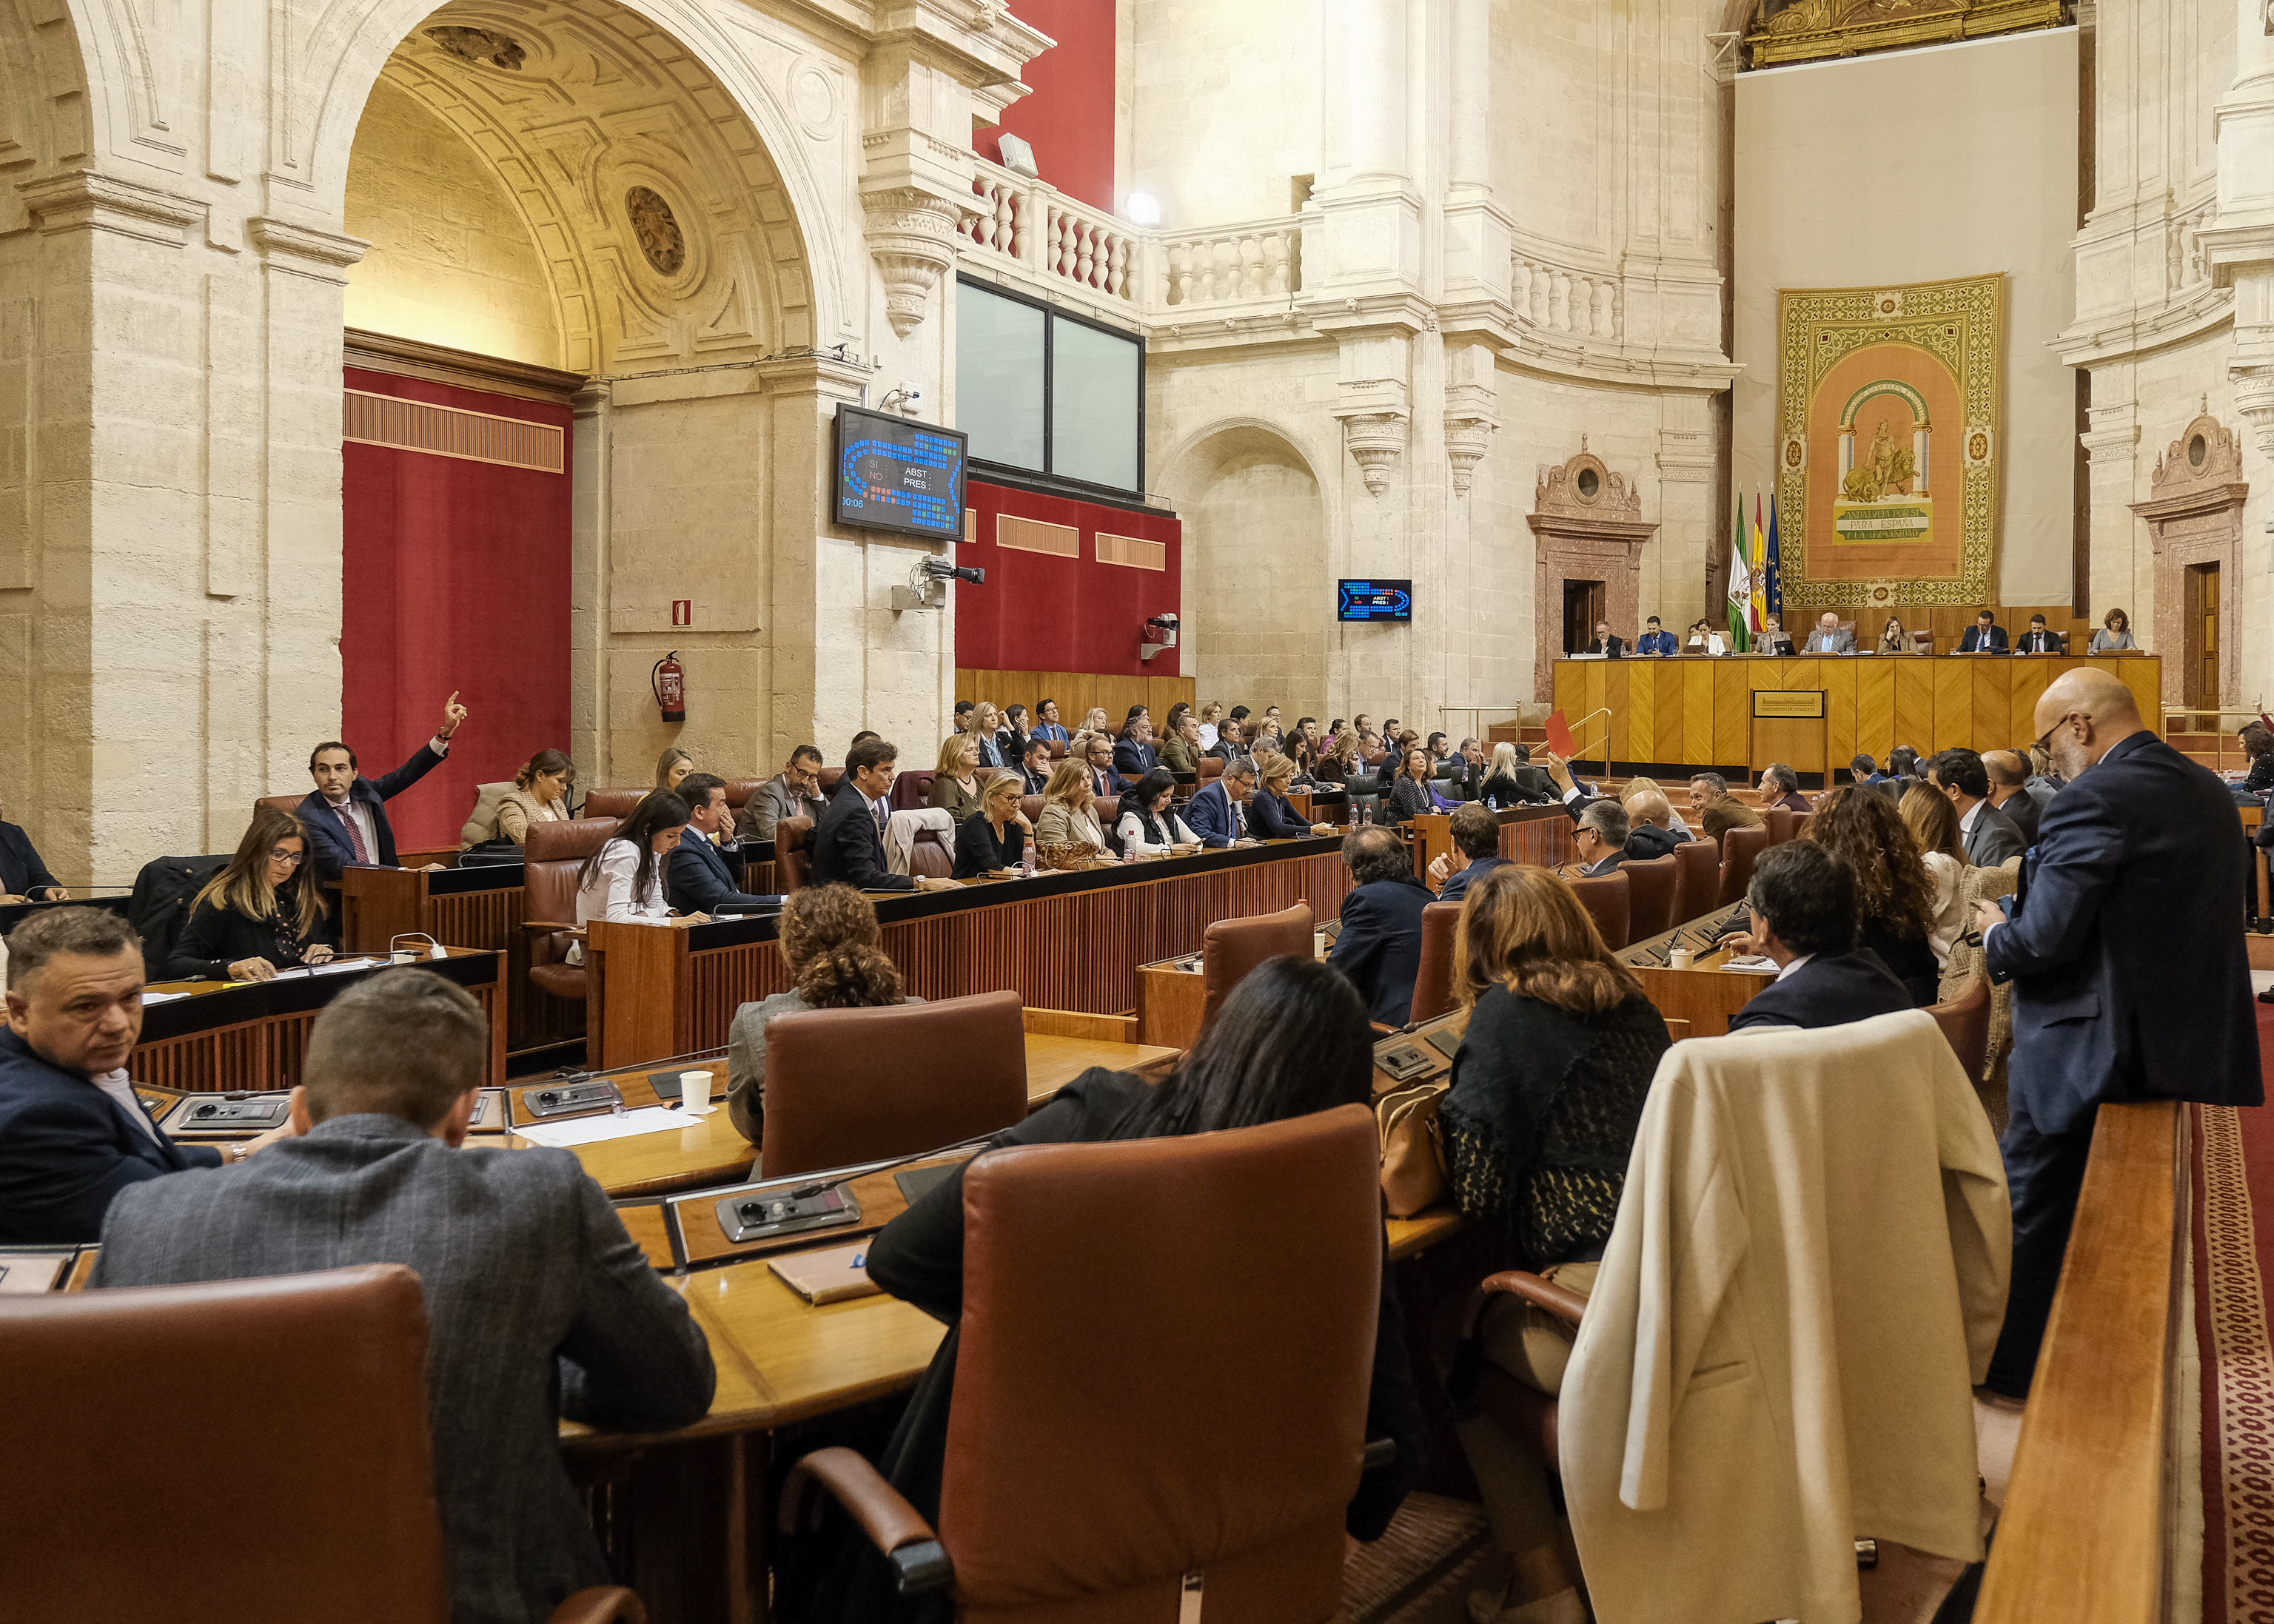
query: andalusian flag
[
  {"left": 1725, "top": 492, "right": 1751, "bottom": 652},
  {"left": 1749, "top": 496, "right": 1768, "bottom": 636},
  {"left": 1765, "top": 492, "right": 1784, "bottom": 623}
]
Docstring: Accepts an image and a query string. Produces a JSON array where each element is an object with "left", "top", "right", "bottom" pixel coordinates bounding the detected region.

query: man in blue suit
[
  {"left": 296, "top": 691, "right": 469, "bottom": 882},
  {"left": 666, "top": 774, "right": 777, "bottom": 915},
  {"left": 1976, "top": 667, "right": 2261, "bottom": 1395},
  {"left": 0, "top": 908, "right": 292, "bottom": 1243},
  {"left": 1328, "top": 825, "right": 1432, "bottom": 1026},
  {"left": 1184, "top": 759, "right": 1262, "bottom": 848},
  {"left": 1957, "top": 609, "right": 2009, "bottom": 654},
  {"left": 1113, "top": 718, "right": 1161, "bottom": 779},
  {"left": 1634, "top": 615, "right": 1680, "bottom": 657}
]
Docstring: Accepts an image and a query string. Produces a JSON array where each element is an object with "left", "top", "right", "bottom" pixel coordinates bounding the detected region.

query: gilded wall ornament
[
  {"left": 423, "top": 26, "right": 526, "bottom": 70},
  {"left": 625, "top": 187, "right": 685, "bottom": 277}
]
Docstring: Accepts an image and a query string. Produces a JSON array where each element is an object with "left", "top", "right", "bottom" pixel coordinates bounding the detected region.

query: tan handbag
[{"left": 1376, "top": 1080, "right": 1449, "bottom": 1218}]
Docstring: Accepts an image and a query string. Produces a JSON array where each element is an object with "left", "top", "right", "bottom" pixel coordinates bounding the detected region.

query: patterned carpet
[
  {"left": 1344, "top": 1492, "right": 1493, "bottom": 1624},
  {"left": 2194, "top": 1002, "right": 2274, "bottom": 1624}
]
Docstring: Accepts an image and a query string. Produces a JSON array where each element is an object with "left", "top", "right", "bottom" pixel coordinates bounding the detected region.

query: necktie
[
  {"left": 873, "top": 800, "right": 888, "bottom": 838},
  {"left": 335, "top": 802, "right": 371, "bottom": 864}
]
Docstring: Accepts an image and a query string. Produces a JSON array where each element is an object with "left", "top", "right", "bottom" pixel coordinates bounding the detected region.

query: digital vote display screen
[
  {"left": 833, "top": 406, "right": 968, "bottom": 540},
  {"left": 1338, "top": 580, "right": 1413, "bottom": 623}
]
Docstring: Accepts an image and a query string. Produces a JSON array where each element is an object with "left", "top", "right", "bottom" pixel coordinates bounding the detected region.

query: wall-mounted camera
[
  {"left": 1141, "top": 611, "right": 1180, "bottom": 661},
  {"left": 892, "top": 553, "right": 986, "bottom": 611}
]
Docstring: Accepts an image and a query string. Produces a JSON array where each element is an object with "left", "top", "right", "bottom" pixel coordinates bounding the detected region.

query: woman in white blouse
[
  {"left": 577, "top": 789, "right": 705, "bottom": 929},
  {"left": 1114, "top": 768, "right": 1200, "bottom": 856},
  {"left": 1899, "top": 782, "right": 1967, "bottom": 967}
]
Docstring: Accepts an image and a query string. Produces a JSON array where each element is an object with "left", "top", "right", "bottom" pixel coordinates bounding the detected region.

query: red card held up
[{"left": 1544, "top": 708, "right": 1575, "bottom": 759}]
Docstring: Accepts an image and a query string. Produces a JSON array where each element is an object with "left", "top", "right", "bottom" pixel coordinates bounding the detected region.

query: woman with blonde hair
[
  {"left": 928, "top": 733, "right": 984, "bottom": 823},
  {"left": 953, "top": 769, "right": 1033, "bottom": 877},
  {"left": 167, "top": 807, "right": 337, "bottom": 981},
  {"left": 1250, "top": 753, "right": 1340, "bottom": 838},
  {"left": 1034, "top": 757, "right": 1110, "bottom": 862},
  {"left": 1901, "top": 782, "right": 1968, "bottom": 965},
  {"left": 723, "top": 885, "right": 919, "bottom": 1143},
  {"left": 654, "top": 747, "right": 693, "bottom": 792},
  {"left": 1196, "top": 700, "right": 1224, "bottom": 750},
  {"left": 1442, "top": 864, "right": 1670, "bottom": 1624}
]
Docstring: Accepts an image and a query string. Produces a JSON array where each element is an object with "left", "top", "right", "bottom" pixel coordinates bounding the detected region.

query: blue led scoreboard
[{"left": 833, "top": 405, "right": 969, "bottom": 540}]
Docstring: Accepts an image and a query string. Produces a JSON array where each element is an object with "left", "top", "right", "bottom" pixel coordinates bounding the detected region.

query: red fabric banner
[{"left": 956, "top": 479, "right": 1181, "bottom": 677}]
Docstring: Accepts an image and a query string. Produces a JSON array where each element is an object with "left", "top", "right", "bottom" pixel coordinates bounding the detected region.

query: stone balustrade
[{"left": 1512, "top": 254, "right": 1623, "bottom": 340}]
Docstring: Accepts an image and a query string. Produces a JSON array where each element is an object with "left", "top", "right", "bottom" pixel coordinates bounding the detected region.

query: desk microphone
[
  {"left": 715, "top": 1132, "right": 1002, "bottom": 1246},
  {"left": 787, "top": 1132, "right": 1004, "bottom": 1201}
]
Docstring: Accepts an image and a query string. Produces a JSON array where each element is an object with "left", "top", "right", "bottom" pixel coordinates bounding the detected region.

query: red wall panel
[
  {"left": 977, "top": 0, "right": 1118, "bottom": 213},
  {"left": 341, "top": 369, "right": 572, "bottom": 853},
  {"left": 957, "top": 479, "right": 1180, "bottom": 676}
]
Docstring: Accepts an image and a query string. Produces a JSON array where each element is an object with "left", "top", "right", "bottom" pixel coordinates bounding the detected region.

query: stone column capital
[
  {"left": 862, "top": 187, "right": 966, "bottom": 339},
  {"left": 16, "top": 170, "right": 206, "bottom": 246},
  {"left": 248, "top": 217, "right": 370, "bottom": 284}
]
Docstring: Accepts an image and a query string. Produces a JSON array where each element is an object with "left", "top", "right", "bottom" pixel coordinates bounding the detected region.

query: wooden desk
[
  {"left": 1617, "top": 905, "right": 1770, "bottom": 1036},
  {"left": 132, "top": 948, "right": 507, "bottom": 1089},
  {"left": 586, "top": 836, "right": 1359, "bottom": 1072},
  {"left": 1407, "top": 803, "right": 1577, "bottom": 881},
  {"left": 1553, "top": 652, "right": 2162, "bottom": 772}
]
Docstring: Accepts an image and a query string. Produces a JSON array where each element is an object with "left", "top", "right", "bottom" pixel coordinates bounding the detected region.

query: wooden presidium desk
[{"left": 1554, "top": 652, "right": 2162, "bottom": 774}]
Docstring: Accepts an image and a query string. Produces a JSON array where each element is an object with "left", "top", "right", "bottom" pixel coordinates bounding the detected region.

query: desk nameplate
[{"left": 1752, "top": 690, "right": 1825, "bottom": 720}]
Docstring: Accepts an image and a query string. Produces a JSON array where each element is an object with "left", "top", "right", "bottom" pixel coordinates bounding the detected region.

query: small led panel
[
  {"left": 1338, "top": 580, "right": 1414, "bottom": 623},
  {"left": 834, "top": 404, "right": 969, "bottom": 540}
]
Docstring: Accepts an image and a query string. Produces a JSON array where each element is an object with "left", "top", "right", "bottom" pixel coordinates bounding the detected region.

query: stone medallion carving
[
  {"left": 424, "top": 26, "right": 526, "bottom": 70},
  {"left": 625, "top": 187, "right": 686, "bottom": 277}
]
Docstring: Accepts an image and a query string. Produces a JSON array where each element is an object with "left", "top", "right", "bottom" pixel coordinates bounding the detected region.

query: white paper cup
[
  {"left": 1668, "top": 947, "right": 1695, "bottom": 970},
  {"left": 680, "top": 1069, "right": 715, "bottom": 1115}
]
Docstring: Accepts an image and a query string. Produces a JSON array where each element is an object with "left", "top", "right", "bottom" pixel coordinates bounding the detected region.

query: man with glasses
[{"left": 1971, "top": 666, "right": 2259, "bottom": 1396}]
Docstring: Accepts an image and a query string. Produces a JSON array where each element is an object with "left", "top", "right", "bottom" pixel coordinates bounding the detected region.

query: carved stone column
[
  {"left": 862, "top": 189, "right": 964, "bottom": 339},
  {"left": 1338, "top": 410, "right": 1409, "bottom": 497},
  {"left": 2130, "top": 409, "right": 2250, "bottom": 711},
  {"left": 1526, "top": 440, "right": 1659, "bottom": 702}
]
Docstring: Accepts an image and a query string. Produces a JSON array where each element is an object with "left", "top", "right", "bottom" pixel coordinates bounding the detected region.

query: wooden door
[
  {"left": 2184, "top": 562, "right": 2219, "bottom": 715},
  {"left": 1563, "top": 578, "right": 1605, "bottom": 653}
]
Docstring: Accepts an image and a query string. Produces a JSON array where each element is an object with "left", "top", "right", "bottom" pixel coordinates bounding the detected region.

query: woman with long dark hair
[
  {"left": 1443, "top": 862, "right": 1669, "bottom": 1624},
  {"left": 1386, "top": 745, "right": 1456, "bottom": 823},
  {"left": 167, "top": 806, "right": 336, "bottom": 980},
  {"left": 575, "top": 790, "right": 695, "bottom": 930},
  {"left": 1785, "top": 784, "right": 1937, "bottom": 1004},
  {"left": 814, "top": 958, "right": 1422, "bottom": 1622},
  {"left": 1113, "top": 767, "right": 1198, "bottom": 855}
]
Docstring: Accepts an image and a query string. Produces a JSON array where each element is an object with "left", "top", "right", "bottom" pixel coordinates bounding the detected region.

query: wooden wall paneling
[
  {"left": 1929, "top": 659, "right": 1973, "bottom": 752},
  {"left": 2006, "top": 660, "right": 2053, "bottom": 751},
  {"left": 1617, "top": 663, "right": 1651, "bottom": 762},
  {"left": 1577, "top": 664, "right": 1609, "bottom": 759},
  {"left": 1553, "top": 662, "right": 1582, "bottom": 731},
  {"left": 1712, "top": 660, "right": 1749, "bottom": 765},
  {"left": 591, "top": 922, "right": 692, "bottom": 1072},
  {"left": 1680, "top": 661, "right": 1715, "bottom": 765},
  {"left": 1971, "top": 660, "right": 2013, "bottom": 755},
  {"left": 1656, "top": 662, "right": 1690, "bottom": 763},
  {"left": 1823, "top": 660, "right": 1858, "bottom": 771},
  {"left": 2117, "top": 656, "right": 2161, "bottom": 725},
  {"left": 1853, "top": 660, "right": 1897, "bottom": 765},
  {"left": 1894, "top": 660, "right": 1936, "bottom": 754}
]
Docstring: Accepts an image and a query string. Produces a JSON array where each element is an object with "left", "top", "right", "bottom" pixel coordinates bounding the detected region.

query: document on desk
[
  {"left": 271, "top": 957, "right": 389, "bottom": 979},
  {"left": 141, "top": 990, "right": 192, "bottom": 1006},
  {"left": 513, "top": 1107, "right": 691, "bottom": 1149}
]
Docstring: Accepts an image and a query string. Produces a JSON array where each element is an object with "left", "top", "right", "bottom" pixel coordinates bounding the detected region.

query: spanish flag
[{"left": 1749, "top": 496, "right": 1768, "bottom": 636}]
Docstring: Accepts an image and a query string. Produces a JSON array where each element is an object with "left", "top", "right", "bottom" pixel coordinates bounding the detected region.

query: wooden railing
[{"left": 1976, "top": 1099, "right": 2187, "bottom": 1624}]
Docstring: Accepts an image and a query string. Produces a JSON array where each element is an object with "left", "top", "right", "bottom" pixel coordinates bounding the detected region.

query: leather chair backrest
[
  {"left": 1198, "top": 904, "right": 1313, "bottom": 1033},
  {"left": 1669, "top": 836, "right": 1720, "bottom": 925},
  {"left": 818, "top": 766, "right": 845, "bottom": 794},
  {"left": 1570, "top": 868, "right": 1631, "bottom": 951},
  {"left": 1618, "top": 854, "right": 1678, "bottom": 942},
  {"left": 1791, "top": 812, "right": 1813, "bottom": 842},
  {"left": 524, "top": 816, "right": 618, "bottom": 970},
  {"left": 892, "top": 769, "right": 937, "bottom": 813},
  {"left": 256, "top": 793, "right": 304, "bottom": 820},
  {"left": 1717, "top": 824, "right": 1771, "bottom": 909},
  {"left": 940, "top": 1106, "right": 1381, "bottom": 1620},
  {"left": 1927, "top": 971, "right": 1991, "bottom": 1082},
  {"left": 774, "top": 816, "right": 814, "bottom": 893},
  {"left": 1198, "top": 756, "right": 1225, "bottom": 782},
  {"left": 722, "top": 777, "right": 765, "bottom": 810},
  {"left": 1764, "top": 806, "right": 1797, "bottom": 846},
  {"left": 578, "top": 788, "right": 647, "bottom": 822},
  {"left": 910, "top": 826, "right": 954, "bottom": 879},
  {"left": 1408, "top": 899, "right": 1463, "bottom": 1025},
  {"left": 1047, "top": 741, "right": 1068, "bottom": 759},
  {"left": 759, "top": 991, "right": 1029, "bottom": 1179},
  {"left": 1019, "top": 795, "right": 1045, "bottom": 828},
  {"left": 0, "top": 1264, "right": 452, "bottom": 1623}
]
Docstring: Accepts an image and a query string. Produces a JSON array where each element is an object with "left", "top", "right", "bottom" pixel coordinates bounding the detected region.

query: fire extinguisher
[{"left": 653, "top": 651, "right": 685, "bottom": 723}]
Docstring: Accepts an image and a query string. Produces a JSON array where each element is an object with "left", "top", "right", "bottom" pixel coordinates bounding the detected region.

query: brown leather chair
[
  {"left": 1763, "top": 805, "right": 1797, "bottom": 846},
  {"left": 781, "top": 1105, "right": 1383, "bottom": 1622},
  {"left": 1198, "top": 756, "right": 1225, "bottom": 783},
  {"left": 1047, "top": 741, "right": 1067, "bottom": 760},
  {"left": 759, "top": 991, "right": 1030, "bottom": 1179},
  {"left": 256, "top": 793, "right": 303, "bottom": 820},
  {"left": 1717, "top": 823, "right": 1771, "bottom": 909},
  {"left": 818, "top": 766, "right": 845, "bottom": 795},
  {"left": 1927, "top": 972, "right": 1991, "bottom": 1082},
  {"left": 774, "top": 816, "right": 814, "bottom": 893},
  {"left": 1198, "top": 903, "right": 1313, "bottom": 1034},
  {"left": 1619, "top": 854, "right": 1678, "bottom": 942},
  {"left": 722, "top": 777, "right": 765, "bottom": 811},
  {"left": 910, "top": 826, "right": 954, "bottom": 879},
  {"left": 1669, "top": 836, "right": 1720, "bottom": 925},
  {"left": 1019, "top": 795, "right": 1045, "bottom": 828},
  {"left": 892, "top": 769, "right": 937, "bottom": 813},
  {"left": 523, "top": 817, "right": 617, "bottom": 1006},
  {"left": 577, "top": 788, "right": 647, "bottom": 821},
  {"left": 0, "top": 1264, "right": 643, "bottom": 1624},
  {"left": 1791, "top": 812, "right": 1813, "bottom": 842},
  {"left": 1408, "top": 899, "right": 1463, "bottom": 1026},
  {"left": 1569, "top": 868, "right": 1631, "bottom": 950}
]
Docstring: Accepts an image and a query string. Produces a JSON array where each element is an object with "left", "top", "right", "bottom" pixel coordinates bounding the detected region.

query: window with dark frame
[{"left": 956, "top": 276, "right": 1145, "bottom": 498}]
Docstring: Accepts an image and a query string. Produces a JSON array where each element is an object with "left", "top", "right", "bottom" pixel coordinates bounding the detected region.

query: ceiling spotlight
[{"left": 1124, "top": 192, "right": 1161, "bottom": 227}]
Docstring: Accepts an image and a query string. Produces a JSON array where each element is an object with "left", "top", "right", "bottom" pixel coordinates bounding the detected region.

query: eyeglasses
[{"left": 268, "top": 848, "right": 306, "bottom": 865}]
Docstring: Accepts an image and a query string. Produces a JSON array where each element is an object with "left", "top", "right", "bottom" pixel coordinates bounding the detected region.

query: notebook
[{"left": 768, "top": 1242, "right": 882, "bottom": 1305}]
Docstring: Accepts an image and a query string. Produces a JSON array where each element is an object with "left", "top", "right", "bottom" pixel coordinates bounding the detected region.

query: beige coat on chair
[{"left": 1559, "top": 1011, "right": 2010, "bottom": 1624}]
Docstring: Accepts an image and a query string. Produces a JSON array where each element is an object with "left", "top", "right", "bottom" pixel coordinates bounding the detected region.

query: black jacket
[
  {"left": 1963, "top": 799, "right": 2028, "bottom": 867},
  {"left": 0, "top": 822, "right": 62, "bottom": 899},
  {"left": 1480, "top": 768, "right": 1557, "bottom": 806},
  {"left": 296, "top": 741, "right": 446, "bottom": 882},
  {"left": 824, "top": 1070, "right": 1423, "bottom": 1624},
  {"left": 665, "top": 831, "right": 765, "bottom": 914},
  {"left": 0, "top": 1026, "right": 222, "bottom": 1244},
  {"left": 1329, "top": 876, "right": 1433, "bottom": 1026},
  {"left": 164, "top": 888, "right": 340, "bottom": 980},
  {"left": 809, "top": 779, "right": 913, "bottom": 891},
  {"left": 1728, "top": 949, "right": 1914, "bottom": 1032},
  {"left": 1989, "top": 788, "right": 2041, "bottom": 847},
  {"left": 952, "top": 813, "right": 1027, "bottom": 878}
]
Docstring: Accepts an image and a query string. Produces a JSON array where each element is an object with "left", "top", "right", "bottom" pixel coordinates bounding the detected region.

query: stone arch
[
  {"left": 1158, "top": 420, "right": 1335, "bottom": 722},
  {"left": 302, "top": 0, "right": 839, "bottom": 345}
]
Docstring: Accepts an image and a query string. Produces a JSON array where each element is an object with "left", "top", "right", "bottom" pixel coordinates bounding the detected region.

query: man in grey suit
[
  {"left": 1803, "top": 611, "right": 1857, "bottom": 655},
  {"left": 1928, "top": 747, "right": 2027, "bottom": 865},
  {"left": 737, "top": 742, "right": 829, "bottom": 841},
  {"left": 93, "top": 972, "right": 714, "bottom": 1624}
]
